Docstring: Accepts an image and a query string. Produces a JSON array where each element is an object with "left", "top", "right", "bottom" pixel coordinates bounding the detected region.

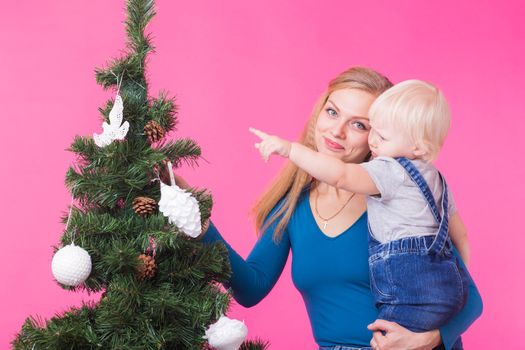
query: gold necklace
[{"left": 314, "top": 188, "right": 356, "bottom": 230}]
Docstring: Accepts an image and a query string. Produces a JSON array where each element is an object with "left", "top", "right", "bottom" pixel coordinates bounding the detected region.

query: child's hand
[{"left": 249, "top": 127, "right": 292, "bottom": 162}]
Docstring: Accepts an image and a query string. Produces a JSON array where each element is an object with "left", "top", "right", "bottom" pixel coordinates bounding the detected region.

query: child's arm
[
  {"left": 249, "top": 127, "right": 379, "bottom": 195},
  {"left": 289, "top": 142, "right": 379, "bottom": 195},
  {"left": 448, "top": 212, "right": 470, "bottom": 266}
]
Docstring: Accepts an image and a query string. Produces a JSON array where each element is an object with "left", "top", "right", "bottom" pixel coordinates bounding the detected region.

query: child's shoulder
[
  {"left": 410, "top": 159, "right": 440, "bottom": 177},
  {"left": 361, "top": 156, "right": 406, "bottom": 185},
  {"left": 368, "top": 156, "right": 397, "bottom": 164},
  {"left": 365, "top": 156, "right": 405, "bottom": 170},
  {"left": 370, "top": 157, "right": 439, "bottom": 175}
]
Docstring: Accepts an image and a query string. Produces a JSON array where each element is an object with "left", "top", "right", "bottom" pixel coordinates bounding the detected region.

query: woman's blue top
[{"left": 202, "top": 191, "right": 482, "bottom": 348}]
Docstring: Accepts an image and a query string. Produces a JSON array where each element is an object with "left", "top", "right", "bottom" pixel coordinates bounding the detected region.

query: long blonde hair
[{"left": 252, "top": 67, "right": 393, "bottom": 241}]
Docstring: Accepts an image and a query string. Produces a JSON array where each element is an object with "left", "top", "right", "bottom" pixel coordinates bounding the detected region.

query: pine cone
[
  {"left": 137, "top": 253, "right": 157, "bottom": 280},
  {"left": 133, "top": 196, "right": 157, "bottom": 216},
  {"left": 144, "top": 120, "right": 165, "bottom": 143}
]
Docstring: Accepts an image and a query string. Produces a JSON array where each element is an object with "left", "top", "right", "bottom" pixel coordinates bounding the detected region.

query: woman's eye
[
  {"left": 326, "top": 108, "right": 337, "bottom": 117},
  {"left": 352, "top": 121, "right": 368, "bottom": 130}
]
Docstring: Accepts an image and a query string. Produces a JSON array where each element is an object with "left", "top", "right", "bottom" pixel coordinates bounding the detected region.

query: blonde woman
[{"left": 201, "top": 67, "right": 482, "bottom": 350}]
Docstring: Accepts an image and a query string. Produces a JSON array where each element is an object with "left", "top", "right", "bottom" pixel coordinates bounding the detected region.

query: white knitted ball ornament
[
  {"left": 204, "top": 316, "right": 248, "bottom": 350},
  {"left": 204, "top": 315, "right": 248, "bottom": 350},
  {"left": 51, "top": 243, "right": 92, "bottom": 286}
]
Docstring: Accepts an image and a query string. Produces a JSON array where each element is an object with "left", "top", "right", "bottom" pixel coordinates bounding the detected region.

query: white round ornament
[
  {"left": 204, "top": 315, "right": 248, "bottom": 350},
  {"left": 51, "top": 243, "right": 92, "bottom": 286}
]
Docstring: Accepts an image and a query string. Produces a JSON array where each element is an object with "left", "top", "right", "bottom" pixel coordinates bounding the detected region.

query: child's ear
[{"left": 412, "top": 141, "right": 428, "bottom": 158}]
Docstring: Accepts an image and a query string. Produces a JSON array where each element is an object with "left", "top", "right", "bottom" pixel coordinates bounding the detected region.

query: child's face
[
  {"left": 368, "top": 121, "right": 417, "bottom": 159},
  {"left": 314, "top": 88, "right": 375, "bottom": 163}
]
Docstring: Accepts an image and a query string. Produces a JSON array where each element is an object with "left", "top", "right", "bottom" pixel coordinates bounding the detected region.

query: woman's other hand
[
  {"left": 249, "top": 127, "right": 291, "bottom": 161},
  {"left": 368, "top": 319, "right": 441, "bottom": 350},
  {"left": 173, "top": 173, "right": 191, "bottom": 189}
]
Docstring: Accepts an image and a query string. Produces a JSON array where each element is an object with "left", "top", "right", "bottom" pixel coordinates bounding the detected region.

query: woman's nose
[{"left": 330, "top": 121, "right": 346, "bottom": 139}]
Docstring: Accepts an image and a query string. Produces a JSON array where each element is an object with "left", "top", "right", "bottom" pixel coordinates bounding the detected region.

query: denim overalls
[{"left": 367, "top": 158, "right": 469, "bottom": 338}]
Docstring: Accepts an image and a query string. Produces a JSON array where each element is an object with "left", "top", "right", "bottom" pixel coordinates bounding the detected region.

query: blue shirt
[{"left": 202, "top": 191, "right": 482, "bottom": 348}]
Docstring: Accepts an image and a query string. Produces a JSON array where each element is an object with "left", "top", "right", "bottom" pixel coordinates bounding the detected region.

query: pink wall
[{"left": 1, "top": 0, "right": 524, "bottom": 348}]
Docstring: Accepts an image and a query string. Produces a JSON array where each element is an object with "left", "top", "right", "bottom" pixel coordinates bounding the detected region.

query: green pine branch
[
  {"left": 240, "top": 339, "right": 271, "bottom": 350},
  {"left": 125, "top": 0, "right": 155, "bottom": 55},
  {"left": 158, "top": 138, "right": 202, "bottom": 168},
  {"left": 95, "top": 0, "right": 154, "bottom": 98},
  {"left": 150, "top": 92, "right": 178, "bottom": 133}
]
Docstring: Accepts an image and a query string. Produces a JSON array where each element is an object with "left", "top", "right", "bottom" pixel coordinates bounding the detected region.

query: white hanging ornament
[
  {"left": 51, "top": 243, "right": 92, "bottom": 286},
  {"left": 93, "top": 93, "right": 130, "bottom": 147},
  {"left": 158, "top": 161, "right": 202, "bottom": 238},
  {"left": 204, "top": 315, "right": 248, "bottom": 350}
]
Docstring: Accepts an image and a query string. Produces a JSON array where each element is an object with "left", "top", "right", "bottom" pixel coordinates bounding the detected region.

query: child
[{"left": 249, "top": 80, "right": 470, "bottom": 335}]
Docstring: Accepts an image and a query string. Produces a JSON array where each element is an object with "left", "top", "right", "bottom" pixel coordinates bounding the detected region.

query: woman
[{"left": 200, "top": 67, "right": 482, "bottom": 350}]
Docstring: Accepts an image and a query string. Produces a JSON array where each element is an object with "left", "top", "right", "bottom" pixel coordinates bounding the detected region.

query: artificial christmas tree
[{"left": 12, "top": 1, "right": 268, "bottom": 349}]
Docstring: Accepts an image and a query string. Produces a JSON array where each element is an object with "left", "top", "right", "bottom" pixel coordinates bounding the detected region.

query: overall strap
[
  {"left": 432, "top": 175, "right": 450, "bottom": 255},
  {"left": 395, "top": 157, "right": 450, "bottom": 255},
  {"left": 396, "top": 157, "right": 441, "bottom": 223}
]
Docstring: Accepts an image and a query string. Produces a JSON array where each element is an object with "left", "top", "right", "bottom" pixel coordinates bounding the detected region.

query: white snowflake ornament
[
  {"left": 204, "top": 315, "right": 248, "bottom": 350},
  {"left": 93, "top": 94, "right": 130, "bottom": 147},
  {"left": 51, "top": 243, "right": 92, "bottom": 286}
]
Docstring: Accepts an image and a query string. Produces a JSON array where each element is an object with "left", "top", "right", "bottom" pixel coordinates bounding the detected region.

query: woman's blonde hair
[
  {"left": 252, "top": 67, "right": 393, "bottom": 241},
  {"left": 369, "top": 79, "right": 451, "bottom": 162}
]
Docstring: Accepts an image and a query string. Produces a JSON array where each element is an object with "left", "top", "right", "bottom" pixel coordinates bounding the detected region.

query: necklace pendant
[{"left": 323, "top": 221, "right": 328, "bottom": 230}]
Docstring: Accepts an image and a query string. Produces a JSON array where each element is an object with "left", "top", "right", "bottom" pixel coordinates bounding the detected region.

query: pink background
[{"left": 1, "top": 0, "right": 524, "bottom": 348}]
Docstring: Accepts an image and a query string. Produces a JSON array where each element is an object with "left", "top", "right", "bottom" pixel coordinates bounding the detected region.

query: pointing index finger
[{"left": 249, "top": 127, "right": 269, "bottom": 140}]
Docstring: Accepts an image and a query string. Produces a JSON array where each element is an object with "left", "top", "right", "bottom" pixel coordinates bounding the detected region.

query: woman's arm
[
  {"left": 367, "top": 247, "right": 483, "bottom": 350},
  {"left": 448, "top": 213, "right": 470, "bottom": 267},
  {"left": 438, "top": 248, "right": 482, "bottom": 349},
  {"left": 171, "top": 170, "right": 291, "bottom": 307},
  {"left": 200, "top": 218, "right": 291, "bottom": 307}
]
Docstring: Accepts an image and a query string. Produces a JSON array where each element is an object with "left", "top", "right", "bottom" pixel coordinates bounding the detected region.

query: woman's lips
[{"left": 324, "top": 137, "right": 344, "bottom": 151}]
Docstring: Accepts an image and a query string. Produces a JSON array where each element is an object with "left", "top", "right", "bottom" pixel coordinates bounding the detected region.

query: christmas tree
[{"left": 12, "top": 1, "right": 267, "bottom": 349}]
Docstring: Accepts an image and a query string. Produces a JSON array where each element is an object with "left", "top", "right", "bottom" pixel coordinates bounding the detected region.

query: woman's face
[{"left": 314, "top": 88, "right": 376, "bottom": 163}]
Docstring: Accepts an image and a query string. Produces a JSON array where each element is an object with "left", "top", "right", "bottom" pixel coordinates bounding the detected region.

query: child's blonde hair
[{"left": 369, "top": 79, "right": 450, "bottom": 162}]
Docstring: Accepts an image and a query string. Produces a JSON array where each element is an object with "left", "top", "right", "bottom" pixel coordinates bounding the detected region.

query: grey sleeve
[{"left": 360, "top": 157, "right": 405, "bottom": 201}]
